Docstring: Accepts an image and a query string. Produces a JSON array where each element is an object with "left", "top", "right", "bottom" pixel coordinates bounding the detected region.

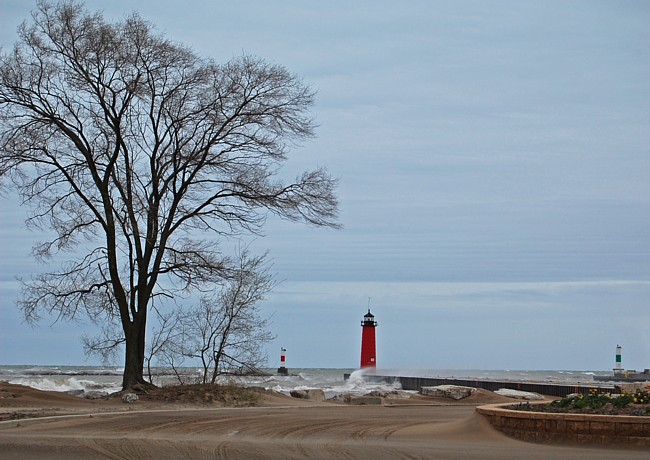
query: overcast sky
[{"left": 1, "top": 0, "right": 649, "bottom": 371}]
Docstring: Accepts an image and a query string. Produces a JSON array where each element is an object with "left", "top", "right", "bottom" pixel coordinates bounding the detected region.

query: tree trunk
[
  {"left": 121, "top": 317, "right": 155, "bottom": 391},
  {"left": 122, "top": 326, "right": 144, "bottom": 390}
]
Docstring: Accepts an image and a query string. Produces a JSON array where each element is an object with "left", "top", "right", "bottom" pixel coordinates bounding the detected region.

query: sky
[{"left": 1, "top": 0, "right": 649, "bottom": 371}]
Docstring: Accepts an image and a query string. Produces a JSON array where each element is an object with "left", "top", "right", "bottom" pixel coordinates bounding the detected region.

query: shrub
[
  {"left": 611, "top": 394, "right": 633, "bottom": 408},
  {"left": 549, "top": 388, "right": 649, "bottom": 411}
]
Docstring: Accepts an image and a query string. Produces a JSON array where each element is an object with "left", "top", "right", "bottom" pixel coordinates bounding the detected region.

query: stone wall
[{"left": 476, "top": 404, "right": 650, "bottom": 448}]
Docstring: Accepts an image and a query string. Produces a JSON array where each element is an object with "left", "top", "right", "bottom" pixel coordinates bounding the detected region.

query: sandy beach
[{"left": 0, "top": 382, "right": 646, "bottom": 459}]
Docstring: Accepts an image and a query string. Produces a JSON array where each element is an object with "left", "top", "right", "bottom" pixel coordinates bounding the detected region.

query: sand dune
[{"left": 0, "top": 382, "right": 646, "bottom": 459}]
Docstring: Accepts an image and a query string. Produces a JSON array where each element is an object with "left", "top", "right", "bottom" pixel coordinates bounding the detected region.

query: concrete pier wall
[{"left": 346, "top": 374, "right": 619, "bottom": 398}]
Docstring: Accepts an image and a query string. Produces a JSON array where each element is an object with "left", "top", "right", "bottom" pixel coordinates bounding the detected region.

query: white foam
[{"left": 9, "top": 376, "right": 121, "bottom": 395}]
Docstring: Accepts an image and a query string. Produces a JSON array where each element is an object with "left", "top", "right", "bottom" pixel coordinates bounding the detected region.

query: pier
[{"left": 345, "top": 374, "right": 621, "bottom": 398}]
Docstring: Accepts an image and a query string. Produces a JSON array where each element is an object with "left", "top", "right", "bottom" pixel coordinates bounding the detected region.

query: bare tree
[
  {"left": 143, "top": 307, "right": 182, "bottom": 384},
  {"left": 155, "top": 248, "right": 275, "bottom": 384},
  {"left": 0, "top": 1, "right": 338, "bottom": 390}
]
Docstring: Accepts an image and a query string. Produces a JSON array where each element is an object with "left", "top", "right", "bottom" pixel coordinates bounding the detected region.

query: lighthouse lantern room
[{"left": 360, "top": 309, "right": 378, "bottom": 368}]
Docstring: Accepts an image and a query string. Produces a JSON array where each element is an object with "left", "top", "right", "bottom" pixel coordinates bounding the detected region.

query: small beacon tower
[
  {"left": 277, "top": 347, "right": 288, "bottom": 375},
  {"left": 614, "top": 344, "right": 623, "bottom": 376},
  {"left": 360, "top": 309, "right": 378, "bottom": 368}
]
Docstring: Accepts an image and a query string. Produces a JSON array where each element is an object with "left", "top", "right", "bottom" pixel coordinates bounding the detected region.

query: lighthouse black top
[{"left": 361, "top": 310, "right": 377, "bottom": 327}]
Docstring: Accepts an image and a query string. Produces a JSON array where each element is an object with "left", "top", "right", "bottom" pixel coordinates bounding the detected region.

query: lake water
[{"left": 0, "top": 365, "right": 614, "bottom": 398}]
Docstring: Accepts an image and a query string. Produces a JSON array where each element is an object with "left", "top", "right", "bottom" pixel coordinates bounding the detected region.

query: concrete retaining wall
[{"left": 476, "top": 403, "right": 650, "bottom": 448}]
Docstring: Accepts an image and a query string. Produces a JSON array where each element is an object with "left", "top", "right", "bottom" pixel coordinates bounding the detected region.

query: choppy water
[{"left": 0, "top": 365, "right": 614, "bottom": 398}]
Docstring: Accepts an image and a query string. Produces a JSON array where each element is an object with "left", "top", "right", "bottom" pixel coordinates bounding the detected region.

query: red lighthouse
[{"left": 360, "top": 309, "right": 377, "bottom": 368}]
